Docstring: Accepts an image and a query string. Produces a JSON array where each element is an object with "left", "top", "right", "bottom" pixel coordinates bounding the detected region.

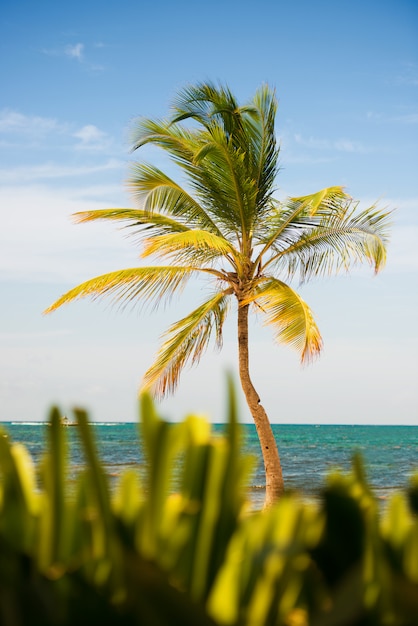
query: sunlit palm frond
[
  {"left": 127, "top": 163, "right": 223, "bottom": 235},
  {"left": 131, "top": 118, "right": 218, "bottom": 195},
  {"left": 254, "top": 187, "right": 351, "bottom": 261},
  {"left": 142, "top": 292, "right": 231, "bottom": 396},
  {"left": 187, "top": 160, "right": 248, "bottom": 238},
  {"left": 170, "top": 81, "right": 240, "bottom": 133},
  {"left": 130, "top": 117, "right": 197, "bottom": 155},
  {"left": 170, "top": 82, "right": 220, "bottom": 126},
  {"left": 141, "top": 230, "right": 239, "bottom": 268},
  {"left": 241, "top": 278, "right": 322, "bottom": 363},
  {"left": 73, "top": 208, "right": 190, "bottom": 239},
  {"left": 168, "top": 83, "right": 274, "bottom": 238},
  {"left": 187, "top": 124, "right": 260, "bottom": 243},
  {"left": 286, "top": 186, "right": 351, "bottom": 217},
  {"left": 43, "top": 266, "right": 195, "bottom": 314},
  {"left": 243, "top": 84, "right": 279, "bottom": 213},
  {"left": 269, "top": 203, "right": 392, "bottom": 282}
]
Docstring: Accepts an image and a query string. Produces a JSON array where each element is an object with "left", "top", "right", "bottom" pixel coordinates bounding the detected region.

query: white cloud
[
  {"left": 349, "top": 195, "right": 418, "bottom": 274},
  {"left": 65, "top": 43, "right": 84, "bottom": 61},
  {"left": 293, "top": 133, "right": 328, "bottom": 150},
  {"left": 394, "top": 63, "right": 418, "bottom": 86},
  {"left": 42, "top": 42, "right": 104, "bottom": 71},
  {"left": 334, "top": 139, "right": 367, "bottom": 153},
  {"left": 73, "top": 124, "right": 109, "bottom": 150},
  {"left": 366, "top": 110, "right": 418, "bottom": 124},
  {"left": 0, "top": 159, "right": 124, "bottom": 183},
  {"left": 0, "top": 109, "right": 67, "bottom": 136},
  {"left": 283, "top": 154, "right": 335, "bottom": 165},
  {"left": 294, "top": 133, "right": 370, "bottom": 153},
  {"left": 393, "top": 113, "right": 418, "bottom": 124},
  {"left": 0, "top": 109, "right": 114, "bottom": 153},
  {"left": 387, "top": 224, "right": 418, "bottom": 272},
  {"left": 0, "top": 183, "right": 134, "bottom": 283}
]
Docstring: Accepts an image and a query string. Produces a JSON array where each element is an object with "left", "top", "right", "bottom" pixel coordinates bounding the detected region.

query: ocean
[{"left": 2, "top": 422, "right": 418, "bottom": 508}]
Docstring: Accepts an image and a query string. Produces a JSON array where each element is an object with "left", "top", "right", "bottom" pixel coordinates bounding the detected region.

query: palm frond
[
  {"left": 127, "top": 163, "right": 223, "bottom": 236},
  {"left": 186, "top": 123, "right": 259, "bottom": 246},
  {"left": 170, "top": 81, "right": 240, "bottom": 132},
  {"left": 129, "top": 121, "right": 248, "bottom": 239},
  {"left": 254, "top": 187, "right": 350, "bottom": 261},
  {"left": 241, "top": 278, "right": 322, "bottom": 363},
  {"left": 130, "top": 84, "right": 283, "bottom": 250},
  {"left": 287, "top": 186, "right": 350, "bottom": 217},
  {"left": 243, "top": 84, "right": 279, "bottom": 214},
  {"left": 168, "top": 82, "right": 280, "bottom": 241},
  {"left": 131, "top": 118, "right": 213, "bottom": 194},
  {"left": 73, "top": 208, "right": 190, "bottom": 238},
  {"left": 141, "top": 230, "right": 238, "bottom": 267},
  {"left": 44, "top": 266, "right": 195, "bottom": 314},
  {"left": 130, "top": 117, "right": 197, "bottom": 155},
  {"left": 268, "top": 203, "right": 392, "bottom": 282},
  {"left": 142, "top": 292, "right": 231, "bottom": 396}
]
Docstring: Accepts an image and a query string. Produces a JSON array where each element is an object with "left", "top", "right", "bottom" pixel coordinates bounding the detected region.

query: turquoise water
[{"left": 2, "top": 422, "right": 418, "bottom": 507}]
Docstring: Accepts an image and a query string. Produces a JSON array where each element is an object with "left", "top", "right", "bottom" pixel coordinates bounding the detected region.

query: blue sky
[{"left": 1, "top": 0, "right": 417, "bottom": 424}]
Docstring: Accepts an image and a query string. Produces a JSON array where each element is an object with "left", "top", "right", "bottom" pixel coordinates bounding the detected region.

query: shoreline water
[{"left": 1, "top": 422, "right": 417, "bottom": 509}]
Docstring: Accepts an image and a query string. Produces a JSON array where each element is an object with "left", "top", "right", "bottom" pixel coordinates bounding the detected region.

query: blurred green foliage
[{"left": 1, "top": 381, "right": 418, "bottom": 625}]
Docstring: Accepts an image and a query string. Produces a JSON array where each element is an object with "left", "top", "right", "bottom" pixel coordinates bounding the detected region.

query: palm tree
[{"left": 45, "top": 83, "right": 391, "bottom": 506}]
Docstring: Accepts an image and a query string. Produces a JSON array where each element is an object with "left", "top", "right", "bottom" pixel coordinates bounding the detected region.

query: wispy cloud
[
  {"left": 42, "top": 42, "right": 104, "bottom": 71},
  {"left": 394, "top": 62, "right": 418, "bottom": 87},
  {"left": 73, "top": 124, "right": 110, "bottom": 151},
  {"left": 65, "top": 43, "right": 84, "bottom": 61},
  {"left": 0, "top": 109, "right": 67, "bottom": 136},
  {"left": 0, "top": 330, "right": 72, "bottom": 342},
  {"left": 386, "top": 224, "right": 418, "bottom": 273},
  {"left": 0, "top": 109, "right": 114, "bottom": 152},
  {"left": 372, "top": 195, "right": 418, "bottom": 274},
  {"left": 0, "top": 183, "right": 133, "bottom": 283},
  {"left": 283, "top": 154, "right": 335, "bottom": 165},
  {"left": 294, "top": 133, "right": 370, "bottom": 153},
  {"left": 366, "top": 110, "right": 418, "bottom": 124},
  {"left": 0, "top": 159, "right": 124, "bottom": 183}
]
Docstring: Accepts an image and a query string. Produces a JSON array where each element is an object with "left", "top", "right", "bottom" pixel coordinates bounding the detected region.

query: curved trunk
[{"left": 237, "top": 302, "right": 284, "bottom": 506}]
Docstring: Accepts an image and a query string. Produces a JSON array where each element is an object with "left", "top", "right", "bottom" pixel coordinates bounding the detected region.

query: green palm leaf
[
  {"left": 127, "top": 163, "right": 223, "bottom": 236},
  {"left": 268, "top": 203, "right": 391, "bottom": 281},
  {"left": 130, "top": 117, "right": 197, "bottom": 157},
  {"left": 243, "top": 84, "right": 279, "bottom": 214},
  {"left": 44, "top": 266, "right": 195, "bottom": 314},
  {"left": 254, "top": 187, "right": 350, "bottom": 259},
  {"left": 169, "top": 83, "right": 279, "bottom": 241},
  {"left": 143, "top": 293, "right": 230, "bottom": 396},
  {"left": 170, "top": 81, "right": 241, "bottom": 132},
  {"left": 242, "top": 278, "right": 322, "bottom": 363},
  {"left": 140, "top": 230, "right": 239, "bottom": 268},
  {"left": 287, "top": 186, "right": 351, "bottom": 217},
  {"left": 180, "top": 125, "right": 257, "bottom": 241},
  {"left": 73, "top": 208, "right": 190, "bottom": 238}
]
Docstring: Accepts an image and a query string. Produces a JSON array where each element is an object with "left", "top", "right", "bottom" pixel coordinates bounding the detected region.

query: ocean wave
[
  {"left": 91, "top": 422, "right": 134, "bottom": 426},
  {"left": 10, "top": 421, "right": 47, "bottom": 426}
]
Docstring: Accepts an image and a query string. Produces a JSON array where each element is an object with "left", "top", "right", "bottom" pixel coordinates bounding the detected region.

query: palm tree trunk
[{"left": 237, "top": 302, "right": 284, "bottom": 506}]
